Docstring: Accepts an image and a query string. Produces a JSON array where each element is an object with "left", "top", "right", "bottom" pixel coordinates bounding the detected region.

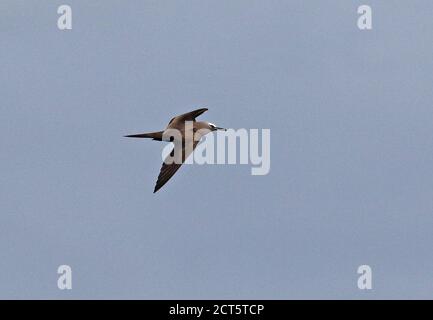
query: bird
[{"left": 125, "top": 108, "right": 226, "bottom": 193}]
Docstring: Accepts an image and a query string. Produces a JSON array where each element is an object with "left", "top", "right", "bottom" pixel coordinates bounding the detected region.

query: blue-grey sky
[{"left": 1, "top": 0, "right": 433, "bottom": 299}]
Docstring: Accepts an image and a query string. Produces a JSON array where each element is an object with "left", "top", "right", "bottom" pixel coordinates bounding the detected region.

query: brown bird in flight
[{"left": 125, "top": 108, "right": 226, "bottom": 193}]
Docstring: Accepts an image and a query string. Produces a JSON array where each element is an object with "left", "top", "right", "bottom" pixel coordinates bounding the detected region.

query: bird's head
[{"left": 207, "top": 122, "right": 227, "bottom": 131}]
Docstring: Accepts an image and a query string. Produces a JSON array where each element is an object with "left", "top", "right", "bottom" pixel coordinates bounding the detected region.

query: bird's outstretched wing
[
  {"left": 168, "top": 108, "right": 208, "bottom": 126},
  {"left": 153, "top": 140, "right": 199, "bottom": 193}
]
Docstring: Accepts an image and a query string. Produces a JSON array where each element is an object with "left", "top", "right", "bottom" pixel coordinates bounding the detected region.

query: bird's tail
[{"left": 124, "top": 131, "right": 164, "bottom": 141}]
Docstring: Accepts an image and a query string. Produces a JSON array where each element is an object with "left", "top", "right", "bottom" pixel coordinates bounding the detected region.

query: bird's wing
[
  {"left": 153, "top": 140, "right": 199, "bottom": 193},
  {"left": 168, "top": 108, "right": 208, "bottom": 125}
]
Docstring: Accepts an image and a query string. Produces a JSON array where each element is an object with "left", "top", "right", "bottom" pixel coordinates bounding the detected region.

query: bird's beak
[{"left": 215, "top": 127, "right": 227, "bottom": 131}]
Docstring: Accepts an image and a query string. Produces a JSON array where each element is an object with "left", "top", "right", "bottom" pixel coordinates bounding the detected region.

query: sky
[{"left": 1, "top": 0, "right": 433, "bottom": 299}]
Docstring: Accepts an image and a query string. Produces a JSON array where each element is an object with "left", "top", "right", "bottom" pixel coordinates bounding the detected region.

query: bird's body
[{"left": 125, "top": 108, "right": 226, "bottom": 193}]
